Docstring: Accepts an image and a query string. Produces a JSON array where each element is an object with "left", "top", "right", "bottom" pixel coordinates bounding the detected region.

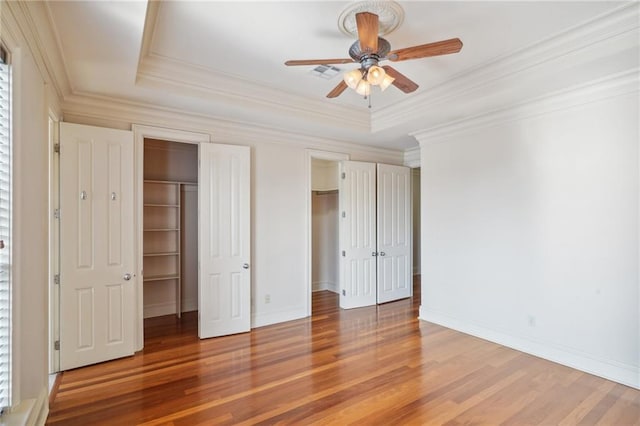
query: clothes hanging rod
[{"left": 313, "top": 189, "right": 338, "bottom": 195}]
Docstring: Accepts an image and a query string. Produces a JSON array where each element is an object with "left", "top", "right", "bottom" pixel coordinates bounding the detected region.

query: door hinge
[
  {"left": 53, "top": 143, "right": 60, "bottom": 154},
  {"left": 54, "top": 340, "right": 60, "bottom": 350},
  {"left": 54, "top": 274, "right": 60, "bottom": 285},
  {"left": 342, "top": 289, "right": 346, "bottom": 296},
  {"left": 341, "top": 250, "right": 346, "bottom": 257},
  {"left": 341, "top": 211, "right": 346, "bottom": 218},
  {"left": 341, "top": 172, "right": 346, "bottom": 179},
  {"left": 53, "top": 208, "right": 60, "bottom": 219}
]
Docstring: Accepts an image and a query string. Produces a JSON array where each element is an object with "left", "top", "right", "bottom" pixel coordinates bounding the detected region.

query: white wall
[
  {"left": 418, "top": 85, "right": 639, "bottom": 387},
  {"left": 181, "top": 185, "right": 198, "bottom": 312}
]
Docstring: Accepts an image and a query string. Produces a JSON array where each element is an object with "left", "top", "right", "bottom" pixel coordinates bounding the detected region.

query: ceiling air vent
[{"left": 310, "top": 65, "right": 341, "bottom": 80}]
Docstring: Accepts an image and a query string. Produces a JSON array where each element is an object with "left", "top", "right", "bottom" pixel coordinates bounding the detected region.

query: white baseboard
[
  {"left": 312, "top": 281, "right": 338, "bottom": 293},
  {"left": 144, "top": 300, "right": 199, "bottom": 318},
  {"left": 419, "top": 306, "right": 640, "bottom": 389},
  {"left": 30, "top": 387, "right": 48, "bottom": 426},
  {"left": 144, "top": 302, "right": 177, "bottom": 318},
  {"left": 181, "top": 297, "right": 197, "bottom": 313},
  {"left": 252, "top": 307, "right": 307, "bottom": 328},
  {"left": 1, "top": 386, "right": 48, "bottom": 426}
]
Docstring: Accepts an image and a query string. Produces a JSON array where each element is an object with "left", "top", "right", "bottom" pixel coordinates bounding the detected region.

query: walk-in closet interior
[
  {"left": 143, "top": 139, "right": 198, "bottom": 320},
  {"left": 311, "top": 158, "right": 340, "bottom": 304}
]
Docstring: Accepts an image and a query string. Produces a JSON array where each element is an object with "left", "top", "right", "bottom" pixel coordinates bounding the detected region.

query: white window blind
[{"left": 0, "top": 44, "right": 12, "bottom": 411}]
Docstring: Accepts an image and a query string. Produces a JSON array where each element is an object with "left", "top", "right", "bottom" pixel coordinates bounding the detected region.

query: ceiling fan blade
[
  {"left": 285, "top": 58, "right": 355, "bottom": 66},
  {"left": 387, "top": 38, "right": 463, "bottom": 62},
  {"left": 356, "top": 12, "right": 379, "bottom": 53},
  {"left": 382, "top": 66, "right": 418, "bottom": 93},
  {"left": 326, "top": 81, "right": 348, "bottom": 98}
]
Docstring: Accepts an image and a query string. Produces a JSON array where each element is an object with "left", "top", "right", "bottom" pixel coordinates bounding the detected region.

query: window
[{"left": 0, "top": 44, "right": 12, "bottom": 411}]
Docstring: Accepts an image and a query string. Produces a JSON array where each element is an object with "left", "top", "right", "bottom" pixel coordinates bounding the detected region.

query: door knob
[
  {"left": 380, "top": 252, "right": 386, "bottom": 256},
  {"left": 123, "top": 273, "right": 132, "bottom": 281},
  {"left": 242, "top": 263, "right": 250, "bottom": 269}
]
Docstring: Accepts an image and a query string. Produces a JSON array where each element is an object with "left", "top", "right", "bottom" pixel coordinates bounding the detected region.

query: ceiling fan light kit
[
  {"left": 344, "top": 68, "right": 363, "bottom": 89},
  {"left": 355, "top": 79, "right": 371, "bottom": 97},
  {"left": 285, "top": 3, "right": 463, "bottom": 103},
  {"left": 379, "top": 74, "right": 395, "bottom": 92}
]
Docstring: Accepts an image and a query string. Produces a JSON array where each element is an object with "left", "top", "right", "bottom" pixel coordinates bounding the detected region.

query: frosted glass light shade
[
  {"left": 343, "top": 69, "right": 363, "bottom": 89},
  {"left": 380, "top": 74, "right": 395, "bottom": 91},
  {"left": 355, "top": 80, "right": 371, "bottom": 96},
  {"left": 366, "top": 66, "right": 386, "bottom": 85}
]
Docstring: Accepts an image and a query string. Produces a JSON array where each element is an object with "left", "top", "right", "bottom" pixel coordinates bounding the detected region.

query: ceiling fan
[{"left": 285, "top": 12, "right": 462, "bottom": 99}]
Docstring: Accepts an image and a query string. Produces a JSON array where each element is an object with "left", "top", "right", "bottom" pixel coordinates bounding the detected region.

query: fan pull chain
[{"left": 368, "top": 91, "right": 372, "bottom": 109}]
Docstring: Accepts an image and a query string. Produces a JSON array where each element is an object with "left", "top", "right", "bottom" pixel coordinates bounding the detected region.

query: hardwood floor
[{"left": 48, "top": 278, "right": 639, "bottom": 425}]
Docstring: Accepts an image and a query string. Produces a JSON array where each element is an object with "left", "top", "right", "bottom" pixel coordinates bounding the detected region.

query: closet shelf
[
  {"left": 144, "top": 179, "right": 197, "bottom": 185},
  {"left": 143, "top": 252, "right": 180, "bottom": 257},
  {"left": 143, "top": 175, "right": 183, "bottom": 319},
  {"left": 144, "top": 274, "right": 180, "bottom": 282}
]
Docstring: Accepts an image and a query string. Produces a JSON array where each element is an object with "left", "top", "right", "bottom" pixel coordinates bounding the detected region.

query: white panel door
[
  {"left": 60, "top": 123, "right": 135, "bottom": 370},
  {"left": 377, "top": 164, "right": 412, "bottom": 303},
  {"left": 339, "top": 161, "right": 377, "bottom": 309},
  {"left": 199, "top": 143, "right": 250, "bottom": 338}
]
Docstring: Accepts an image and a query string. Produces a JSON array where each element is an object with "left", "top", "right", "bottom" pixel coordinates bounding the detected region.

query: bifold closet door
[
  {"left": 376, "top": 164, "right": 411, "bottom": 303},
  {"left": 339, "top": 161, "right": 377, "bottom": 309},
  {"left": 339, "top": 161, "right": 412, "bottom": 309},
  {"left": 199, "top": 143, "right": 251, "bottom": 338}
]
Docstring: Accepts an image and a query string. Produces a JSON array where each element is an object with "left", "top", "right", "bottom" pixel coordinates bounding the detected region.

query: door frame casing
[
  {"left": 132, "top": 125, "right": 210, "bottom": 351},
  {"left": 305, "top": 149, "right": 349, "bottom": 317},
  {"left": 48, "top": 112, "right": 60, "bottom": 374}
]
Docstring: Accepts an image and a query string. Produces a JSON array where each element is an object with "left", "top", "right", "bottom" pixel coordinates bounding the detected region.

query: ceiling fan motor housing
[{"left": 349, "top": 37, "right": 391, "bottom": 70}]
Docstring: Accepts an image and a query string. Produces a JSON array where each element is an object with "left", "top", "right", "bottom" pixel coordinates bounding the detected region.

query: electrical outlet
[{"left": 265, "top": 294, "right": 271, "bottom": 304}]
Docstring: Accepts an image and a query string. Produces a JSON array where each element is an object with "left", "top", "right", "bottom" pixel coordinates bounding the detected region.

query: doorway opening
[
  {"left": 412, "top": 167, "right": 421, "bottom": 278},
  {"left": 306, "top": 150, "right": 349, "bottom": 317},
  {"left": 311, "top": 159, "right": 340, "bottom": 314},
  {"left": 142, "top": 138, "right": 198, "bottom": 338}
]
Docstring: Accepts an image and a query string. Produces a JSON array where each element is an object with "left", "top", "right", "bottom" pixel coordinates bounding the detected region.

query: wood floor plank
[{"left": 47, "top": 277, "right": 640, "bottom": 425}]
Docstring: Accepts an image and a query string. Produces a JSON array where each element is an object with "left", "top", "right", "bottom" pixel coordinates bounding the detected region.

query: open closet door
[
  {"left": 199, "top": 143, "right": 251, "bottom": 338},
  {"left": 59, "top": 123, "right": 135, "bottom": 370},
  {"left": 377, "top": 164, "right": 412, "bottom": 303},
  {"left": 339, "top": 161, "right": 377, "bottom": 309}
]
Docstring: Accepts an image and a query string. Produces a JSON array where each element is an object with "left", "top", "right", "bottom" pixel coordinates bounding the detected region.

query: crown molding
[
  {"left": 41, "top": 1, "right": 75, "bottom": 95},
  {"left": 136, "top": 0, "right": 159, "bottom": 72},
  {"left": 3, "top": 1, "right": 72, "bottom": 99},
  {"left": 413, "top": 68, "right": 639, "bottom": 146},
  {"left": 373, "top": 2, "right": 640, "bottom": 133},
  {"left": 61, "top": 92, "right": 402, "bottom": 164},
  {"left": 135, "top": 2, "right": 369, "bottom": 135},
  {"left": 137, "top": 54, "right": 370, "bottom": 134},
  {"left": 403, "top": 146, "right": 420, "bottom": 168}
]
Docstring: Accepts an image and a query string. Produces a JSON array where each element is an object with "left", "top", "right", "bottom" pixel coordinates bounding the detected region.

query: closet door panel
[
  {"left": 339, "top": 161, "right": 377, "bottom": 309},
  {"left": 199, "top": 143, "right": 251, "bottom": 338},
  {"left": 60, "top": 122, "right": 135, "bottom": 370},
  {"left": 377, "top": 163, "right": 412, "bottom": 303}
]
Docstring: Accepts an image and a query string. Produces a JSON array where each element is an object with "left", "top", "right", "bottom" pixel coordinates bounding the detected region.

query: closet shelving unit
[{"left": 143, "top": 180, "right": 183, "bottom": 317}]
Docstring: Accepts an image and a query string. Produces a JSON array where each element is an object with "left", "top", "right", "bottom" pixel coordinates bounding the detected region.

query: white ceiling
[{"left": 46, "top": 1, "right": 631, "bottom": 150}]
